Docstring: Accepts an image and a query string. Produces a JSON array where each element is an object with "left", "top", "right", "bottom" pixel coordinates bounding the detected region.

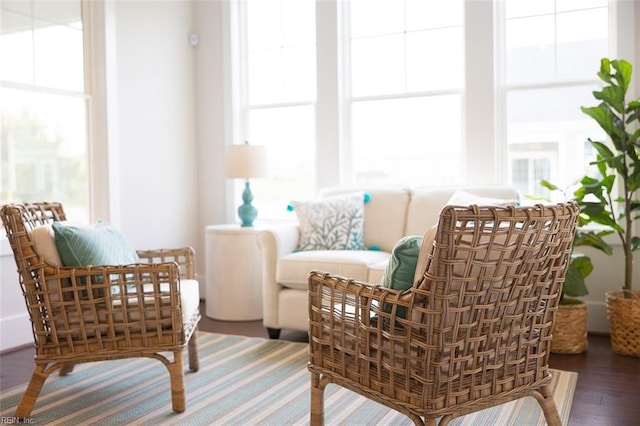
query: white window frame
[
  {"left": 0, "top": 0, "right": 109, "bottom": 223},
  {"left": 226, "top": 0, "right": 637, "bottom": 214}
]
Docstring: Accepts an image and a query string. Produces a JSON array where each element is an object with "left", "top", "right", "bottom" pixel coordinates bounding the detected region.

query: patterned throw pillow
[{"left": 291, "top": 193, "right": 365, "bottom": 251}]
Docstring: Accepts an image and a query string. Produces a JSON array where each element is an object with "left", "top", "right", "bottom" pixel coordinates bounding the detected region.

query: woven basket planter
[
  {"left": 551, "top": 302, "right": 588, "bottom": 354},
  {"left": 606, "top": 290, "right": 640, "bottom": 358}
]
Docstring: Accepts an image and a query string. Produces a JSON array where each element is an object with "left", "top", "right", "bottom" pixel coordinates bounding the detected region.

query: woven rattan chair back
[
  {"left": 1, "top": 202, "right": 201, "bottom": 418},
  {"left": 308, "top": 202, "right": 579, "bottom": 426}
]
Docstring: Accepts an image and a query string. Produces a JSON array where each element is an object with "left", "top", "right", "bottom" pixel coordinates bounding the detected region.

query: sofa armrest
[{"left": 257, "top": 224, "right": 299, "bottom": 329}]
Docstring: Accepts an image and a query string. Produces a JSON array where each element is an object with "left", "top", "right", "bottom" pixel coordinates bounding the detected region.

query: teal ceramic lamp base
[{"left": 238, "top": 180, "right": 258, "bottom": 227}]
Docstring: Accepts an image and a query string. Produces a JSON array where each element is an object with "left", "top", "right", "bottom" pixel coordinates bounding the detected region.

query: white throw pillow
[
  {"left": 446, "top": 190, "right": 517, "bottom": 207},
  {"left": 31, "top": 224, "right": 63, "bottom": 266},
  {"left": 291, "top": 192, "right": 366, "bottom": 251}
]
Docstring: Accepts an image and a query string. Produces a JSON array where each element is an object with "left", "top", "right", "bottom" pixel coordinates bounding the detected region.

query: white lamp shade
[{"left": 225, "top": 144, "right": 267, "bottom": 179}]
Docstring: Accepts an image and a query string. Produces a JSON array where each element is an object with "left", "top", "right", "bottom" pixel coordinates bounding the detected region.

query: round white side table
[{"left": 205, "top": 224, "right": 264, "bottom": 321}]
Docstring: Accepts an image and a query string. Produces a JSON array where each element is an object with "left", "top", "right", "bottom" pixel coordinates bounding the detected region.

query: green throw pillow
[
  {"left": 52, "top": 220, "right": 141, "bottom": 268},
  {"left": 380, "top": 235, "right": 423, "bottom": 319},
  {"left": 381, "top": 235, "right": 423, "bottom": 290}
]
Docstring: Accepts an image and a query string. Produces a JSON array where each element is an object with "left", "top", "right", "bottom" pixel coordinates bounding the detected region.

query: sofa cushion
[
  {"left": 319, "top": 186, "right": 411, "bottom": 252},
  {"left": 405, "top": 186, "right": 520, "bottom": 236},
  {"left": 367, "top": 260, "right": 388, "bottom": 283},
  {"left": 277, "top": 249, "right": 390, "bottom": 290},
  {"left": 291, "top": 192, "right": 366, "bottom": 251},
  {"left": 52, "top": 220, "right": 141, "bottom": 268}
]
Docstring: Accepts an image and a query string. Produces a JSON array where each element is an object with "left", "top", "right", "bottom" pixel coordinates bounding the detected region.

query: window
[
  {"left": 500, "top": 0, "right": 609, "bottom": 199},
  {"left": 231, "top": 0, "right": 629, "bottom": 218},
  {"left": 349, "top": 0, "right": 464, "bottom": 186},
  {"left": 238, "top": 0, "right": 316, "bottom": 218},
  {"left": 1, "top": 0, "right": 90, "bottom": 220}
]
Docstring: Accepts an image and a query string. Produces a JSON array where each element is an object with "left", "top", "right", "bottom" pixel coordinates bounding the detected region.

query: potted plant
[
  {"left": 575, "top": 58, "right": 640, "bottom": 357},
  {"left": 538, "top": 182, "right": 611, "bottom": 354}
]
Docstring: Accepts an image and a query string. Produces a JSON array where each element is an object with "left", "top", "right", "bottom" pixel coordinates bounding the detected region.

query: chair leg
[
  {"left": 168, "top": 351, "right": 186, "bottom": 413},
  {"left": 59, "top": 362, "right": 75, "bottom": 376},
  {"left": 534, "top": 385, "right": 562, "bottom": 426},
  {"left": 15, "top": 364, "right": 49, "bottom": 418},
  {"left": 267, "top": 327, "right": 281, "bottom": 339},
  {"left": 310, "top": 371, "right": 327, "bottom": 426},
  {"left": 188, "top": 328, "right": 199, "bottom": 372}
]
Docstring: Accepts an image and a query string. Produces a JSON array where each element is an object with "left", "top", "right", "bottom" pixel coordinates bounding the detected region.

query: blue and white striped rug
[{"left": 0, "top": 332, "right": 577, "bottom": 425}]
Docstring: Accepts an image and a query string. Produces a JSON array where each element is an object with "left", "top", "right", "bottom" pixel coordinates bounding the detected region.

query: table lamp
[{"left": 225, "top": 141, "right": 267, "bottom": 227}]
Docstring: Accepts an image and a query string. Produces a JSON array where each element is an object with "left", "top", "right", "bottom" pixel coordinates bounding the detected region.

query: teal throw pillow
[
  {"left": 380, "top": 235, "right": 423, "bottom": 319},
  {"left": 381, "top": 235, "right": 423, "bottom": 290},
  {"left": 52, "top": 220, "right": 141, "bottom": 268},
  {"left": 291, "top": 192, "right": 365, "bottom": 251}
]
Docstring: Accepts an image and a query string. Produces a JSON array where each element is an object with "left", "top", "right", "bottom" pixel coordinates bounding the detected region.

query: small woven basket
[
  {"left": 606, "top": 290, "right": 640, "bottom": 358},
  {"left": 551, "top": 302, "right": 588, "bottom": 354}
]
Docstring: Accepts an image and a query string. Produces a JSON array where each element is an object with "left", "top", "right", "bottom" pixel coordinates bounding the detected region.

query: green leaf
[
  {"left": 573, "top": 230, "right": 614, "bottom": 255},
  {"left": 582, "top": 106, "right": 617, "bottom": 138},
  {"left": 595, "top": 86, "right": 625, "bottom": 114},
  {"left": 570, "top": 255, "right": 593, "bottom": 278},
  {"left": 563, "top": 264, "right": 589, "bottom": 298},
  {"left": 611, "top": 59, "right": 632, "bottom": 93},
  {"left": 540, "top": 180, "right": 560, "bottom": 191},
  {"left": 597, "top": 58, "right": 613, "bottom": 85}
]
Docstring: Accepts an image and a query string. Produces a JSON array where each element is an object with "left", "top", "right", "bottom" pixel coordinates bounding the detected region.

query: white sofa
[{"left": 256, "top": 185, "right": 520, "bottom": 338}]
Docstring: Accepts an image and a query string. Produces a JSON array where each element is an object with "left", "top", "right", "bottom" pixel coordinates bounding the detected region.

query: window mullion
[{"left": 315, "top": 0, "right": 344, "bottom": 189}]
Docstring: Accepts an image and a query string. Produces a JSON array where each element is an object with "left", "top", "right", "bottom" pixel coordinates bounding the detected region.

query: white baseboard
[
  {"left": 585, "top": 300, "right": 610, "bottom": 334},
  {"left": 0, "top": 313, "right": 33, "bottom": 353},
  {"left": 0, "top": 290, "right": 612, "bottom": 352}
]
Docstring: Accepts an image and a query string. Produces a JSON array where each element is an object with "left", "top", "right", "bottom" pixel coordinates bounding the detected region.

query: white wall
[
  {"left": 192, "top": 0, "right": 234, "bottom": 295},
  {"left": 1, "top": 0, "right": 638, "bottom": 352},
  {"left": 106, "top": 1, "right": 199, "bottom": 250},
  {"left": 0, "top": 0, "right": 205, "bottom": 352}
]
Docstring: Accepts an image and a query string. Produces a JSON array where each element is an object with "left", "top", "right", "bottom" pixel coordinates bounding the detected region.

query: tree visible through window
[{"left": 1, "top": 0, "right": 89, "bottom": 220}]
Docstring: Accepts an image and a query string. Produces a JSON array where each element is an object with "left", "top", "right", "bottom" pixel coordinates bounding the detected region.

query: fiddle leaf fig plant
[
  {"left": 576, "top": 58, "right": 640, "bottom": 293},
  {"left": 540, "top": 180, "right": 613, "bottom": 304}
]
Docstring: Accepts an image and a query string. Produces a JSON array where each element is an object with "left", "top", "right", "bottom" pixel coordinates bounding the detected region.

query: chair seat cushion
[
  {"left": 55, "top": 279, "right": 200, "bottom": 338},
  {"left": 124, "top": 278, "right": 200, "bottom": 327},
  {"left": 277, "top": 250, "right": 390, "bottom": 290}
]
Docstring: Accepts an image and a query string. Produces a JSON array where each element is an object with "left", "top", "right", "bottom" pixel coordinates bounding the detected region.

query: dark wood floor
[{"left": 1, "top": 302, "right": 638, "bottom": 425}]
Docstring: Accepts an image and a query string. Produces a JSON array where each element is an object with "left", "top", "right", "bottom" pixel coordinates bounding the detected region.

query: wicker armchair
[
  {"left": 1, "top": 202, "right": 201, "bottom": 417},
  {"left": 308, "top": 203, "right": 579, "bottom": 425}
]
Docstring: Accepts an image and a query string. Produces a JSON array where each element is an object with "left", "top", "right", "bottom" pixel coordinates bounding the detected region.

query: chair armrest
[
  {"left": 308, "top": 270, "right": 432, "bottom": 391},
  {"left": 28, "top": 262, "right": 188, "bottom": 347},
  {"left": 307, "top": 270, "right": 414, "bottom": 341},
  {"left": 137, "top": 247, "right": 196, "bottom": 280},
  {"left": 44, "top": 262, "right": 181, "bottom": 299}
]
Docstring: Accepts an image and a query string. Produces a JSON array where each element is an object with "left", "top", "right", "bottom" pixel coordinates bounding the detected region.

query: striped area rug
[{"left": 0, "top": 332, "right": 577, "bottom": 425}]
